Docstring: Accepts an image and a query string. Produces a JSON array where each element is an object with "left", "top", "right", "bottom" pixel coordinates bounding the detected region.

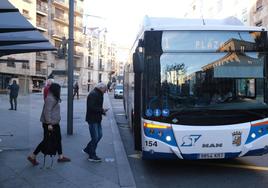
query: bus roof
[{"left": 139, "top": 16, "right": 266, "bottom": 32}]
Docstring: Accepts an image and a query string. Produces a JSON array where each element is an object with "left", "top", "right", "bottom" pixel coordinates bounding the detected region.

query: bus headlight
[
  {"left": 144, "top": 122, "right": 177, "bottom": 146},
  {"left": 166, "top": 136, "right": 171, "bottom": 142},
  {"left": 251, "top": 133, "right": 256, "bottom": 139},
  {"left": 246, "top": 123, "right": 268, "bottom": 144}
]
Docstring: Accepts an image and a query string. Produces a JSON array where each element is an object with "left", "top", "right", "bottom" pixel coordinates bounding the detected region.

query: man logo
[
  {"left": 202, "top": 143, "right": 223, "bottom": 148},
  {"left": 181, "top": 135, "right": 201, "bottom": 147}
]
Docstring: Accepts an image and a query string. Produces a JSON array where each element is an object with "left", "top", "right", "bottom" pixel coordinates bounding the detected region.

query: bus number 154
[{"left": 145, "top": 140, "right": 158, "bottom": 147}]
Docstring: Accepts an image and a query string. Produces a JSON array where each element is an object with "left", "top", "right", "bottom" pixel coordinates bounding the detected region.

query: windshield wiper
[{"left": 238, "top": 110, "right": 266, "bottom": 119}]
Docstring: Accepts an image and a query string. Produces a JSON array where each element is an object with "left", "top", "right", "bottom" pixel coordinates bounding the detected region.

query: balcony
[
  {"left": 36, "top": 21, "right": 48, "bottom": 32},
  {"left": 36, "top": 52, "right": 48, "bottom": 61},
  {"left": 23, "top": 0, "right": 32, "bottom": 3},
  {"left": 74, "top": 4, "right": 84, "bottom": 15},
  {"left": 88, "top": 64, "right": 94, "bottom": 70},
  {"left": 74, "top": 21, "right": 83, "bottom": 30},
  {"left": 53, "top": 0, "right": 68, "bottom": 9},
  {"left": 74, "top": 34, "right": 84, "bottom": 44},
  {"left": 99, "top": 66, "right": 104, "bottom": 71},
  {"left": 52, "top": 29, "right": 66, "bottom": 38},
  {"left": 52, "top": 13, "right": 68, "bottom": 24},
  {"left": 36, "top": 69, "right": 47, "bottom": 76},
  {"left": 74, "top": 46, "right": 83, "bottom": 58},
  {"left": 37, "top": 3, "right": 48, "bottom": 15},
  {"left": 22, "top": 12, "right": 31, "bottom": 20},
  {"left": 74, "top": 50, "right": 83, "bottom": 57}
]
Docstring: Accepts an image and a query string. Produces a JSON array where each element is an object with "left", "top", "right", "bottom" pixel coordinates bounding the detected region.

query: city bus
[{"left": 123, "top": 16, "right": 268, "bottom": 160}]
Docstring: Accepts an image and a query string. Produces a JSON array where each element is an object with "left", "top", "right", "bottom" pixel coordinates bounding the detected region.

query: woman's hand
[{"left": 48, "top": 125, "right": 53, "bottom": 131}]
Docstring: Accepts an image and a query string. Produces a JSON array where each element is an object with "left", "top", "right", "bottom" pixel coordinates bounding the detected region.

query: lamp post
[{"left": 67, "top": 0, "right": 74, "bottom": 135}]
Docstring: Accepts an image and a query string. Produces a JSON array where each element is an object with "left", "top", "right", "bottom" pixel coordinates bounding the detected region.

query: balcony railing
[
  {"left": 22, "top": 12, "right": 31, "bottom": 20},
  {"left": 75, "top": 4, "right": 84, "bottom": 14},
  {"left": 23, "top": 0, "right": 32, "bottom": 3},
  {"left": 36, "top": 69, "right": 47, "bottom": 75},
  {"left": 53, "top": 0, "right": 67, "bottom": 5},
  {"left": 52, "top": 29, "right": 66, "bottom": 38},
  {"left": 37, "top": 4, "right": 48, "bottom": 14},
  {"left": 88, "top": 64, "right": 94, "bottom": 70},
  {"left": 75, "top": 21, "right": 83, "bottom": 28},
  {"left": 36, "top": 21, "right": 48, "bottom": 29},
  {"left": 74, "top": 50, "right": 83, "bottom": 57},
  {"left": 52, "top": 13, "right": 68, "bottom": 23},
  {"left": 36, "top": 52, "right": 48, "bottom": 61}
]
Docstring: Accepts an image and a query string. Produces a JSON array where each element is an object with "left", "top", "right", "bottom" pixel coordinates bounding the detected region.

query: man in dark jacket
[
  {"left": 84, "top": 82, "right": 108, "bottom": 162},
  {"left": 8, "top": 80, "right": 19, "bottom": 110}
]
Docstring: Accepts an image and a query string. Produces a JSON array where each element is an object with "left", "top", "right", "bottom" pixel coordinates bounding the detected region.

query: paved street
[
  {"left": 109, "top": 94, "right": 268, "bottom": 188},
  {"left": 0, "top": 93, "right": 135, "bottom": 188}
]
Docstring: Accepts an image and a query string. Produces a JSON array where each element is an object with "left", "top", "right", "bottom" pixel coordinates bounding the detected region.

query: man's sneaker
[
  {"left": 82, "top": 149, "right": 90, "bottom": 155},
  {"left": 88, "top": 156, "right": 102, "bottom": 162}
]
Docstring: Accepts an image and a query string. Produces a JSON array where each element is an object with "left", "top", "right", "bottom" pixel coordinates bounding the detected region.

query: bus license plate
[{"left": 199, "top": 153, "right": 225, "bottom": 159}]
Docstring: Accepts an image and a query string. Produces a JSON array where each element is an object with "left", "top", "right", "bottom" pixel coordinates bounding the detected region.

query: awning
[
  {"left": 0, "top": 42, "right": 57, "bottom": 56},
  {"left": 0, "top": 0, "right": 56, "bottom": 56},
  {"left": 0, "top": 31, "right": 48, "bottom": 46}
]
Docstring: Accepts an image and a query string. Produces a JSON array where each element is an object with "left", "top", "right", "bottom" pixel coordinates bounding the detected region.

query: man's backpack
[{"left": 41, "top": 130, "right": 58, "bottom": 168}]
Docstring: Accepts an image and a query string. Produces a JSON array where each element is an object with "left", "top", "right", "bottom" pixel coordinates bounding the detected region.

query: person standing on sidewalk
[
  {"left": 84, "top": 82, "right": 108, "bottom": 162},
  {"left": 43, "top": 78, "right": 54, "bottom": 100},
  {"left": 27, "top": 83, "right": 70, "bottom": 166},
  {"left": 73, "top": 81, "right": 79, "bottom": 99},
  {"left": 7, "top": 80, "right": 19, "bottom": 111}
]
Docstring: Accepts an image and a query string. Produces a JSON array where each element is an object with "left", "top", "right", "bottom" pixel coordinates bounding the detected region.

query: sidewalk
[{"left": 0, "top": 93, "right": 136, "bottom": 188}]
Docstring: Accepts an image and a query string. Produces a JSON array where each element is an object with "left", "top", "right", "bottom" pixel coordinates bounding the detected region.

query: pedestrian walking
[
  {"left": 27, "top": 83, "right": 70, "bottom": 166},
  {"left": 73, "top": 82, "right": 79, "bottom": 99},
  {"left": 7, "top": 80, "right": 19, "bottom": 111},
  {"left": 83, "top": 82, "right": 108, "bottom": 162},
  {"left": 43, "top": 78, "right": 54, "bottom": 100}
]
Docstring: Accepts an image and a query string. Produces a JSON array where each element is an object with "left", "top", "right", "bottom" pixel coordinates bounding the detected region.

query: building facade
[
  {"left": 0, "top": 0, "right": 85, "bottom": 94},
  {"left": 83, "top": 28, "right": 117, "bottom": 92},
  {"left": 184, "top": 0, "right": 251, "bottom": 25},
  {"left": 250, "top": 0, "right": 268, "bottom": 28}
]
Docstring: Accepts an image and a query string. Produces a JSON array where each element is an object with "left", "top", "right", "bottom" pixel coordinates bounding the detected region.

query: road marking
[
  {"left": 128, "top": 153, "right": 142, "bottom": 159},
  {"left": 116, "top": 113, "right": 125, "bottom": 116},
  {"left": 202, "top": 162, "right": 268, "bottom": 171},
  {"left": 127, "top": 154, "right": 268, "bottom": 171}
]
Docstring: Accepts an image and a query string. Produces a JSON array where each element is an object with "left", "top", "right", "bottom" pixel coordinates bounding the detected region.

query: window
[
  {"left": 22, "top": 9, "right": 30, "bottom": 19},
  {"left": 88, "top": 56, "right": 91, "bottom": 67},
  {"left": 7, "top": 58, "right": 15, "bottom": 68},
  {"left": 88, "top": 41, "right": 92, "bottom": 51},
  {"left": 88, "top": 72, "right": 91, "bottom": 81},
  {"left": 98, "top": 73, "right": 102, "bottom": 82},
  {"left": 256, "top": 0, "right": 263, "bottom": 11},
  {"left": 36, "top": 63, "right": 41, "bottom": 72},
  {"left": 22, "top": 63, "right": 30, "bottom": 69},
  {"left": 54, "top": 40, "right": 61, "bottom": 48},
  {"left": 55, "top": 7, "right": 64, "bottom": 19}
]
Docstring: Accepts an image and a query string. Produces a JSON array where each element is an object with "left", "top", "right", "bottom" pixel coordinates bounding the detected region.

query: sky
[{"left": 84, "top": 0, "right": 191, "bottom": 50}]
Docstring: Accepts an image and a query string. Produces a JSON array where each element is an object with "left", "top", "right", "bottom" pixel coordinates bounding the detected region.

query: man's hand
[
  {"left": 48, "top": 125, "right": 53, "bottom": 131},
  {"left": 103, "top": 108, "right": 109, "bottom": 115}
]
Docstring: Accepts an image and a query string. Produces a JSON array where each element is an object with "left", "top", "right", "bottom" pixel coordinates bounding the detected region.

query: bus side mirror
[{"left": 133, "top": 52, "right": 144, "bottom": 73}]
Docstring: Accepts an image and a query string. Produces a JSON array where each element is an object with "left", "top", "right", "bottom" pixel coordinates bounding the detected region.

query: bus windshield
[{"left": 144, "top": 30, "right": 268, "bottom": 125}]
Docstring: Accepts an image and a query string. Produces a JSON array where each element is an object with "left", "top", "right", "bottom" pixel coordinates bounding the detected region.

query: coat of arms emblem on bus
[{"left": 232, "top": 131, "right": 242, "bottom": 146}]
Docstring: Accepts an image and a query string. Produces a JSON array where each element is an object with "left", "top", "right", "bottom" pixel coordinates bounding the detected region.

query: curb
[{"left": 105, "top": 94, "right": 136, "bottom": 188}]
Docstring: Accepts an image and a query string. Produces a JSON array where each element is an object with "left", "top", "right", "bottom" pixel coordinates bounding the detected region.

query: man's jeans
[{"left": 84, "top": 122, "right": 102, "bottom": 157}]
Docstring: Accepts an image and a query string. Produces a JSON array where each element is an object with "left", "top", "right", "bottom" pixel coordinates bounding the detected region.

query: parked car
[{"left": 114, "top": 84, "right": 123, "bottom": 98}]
